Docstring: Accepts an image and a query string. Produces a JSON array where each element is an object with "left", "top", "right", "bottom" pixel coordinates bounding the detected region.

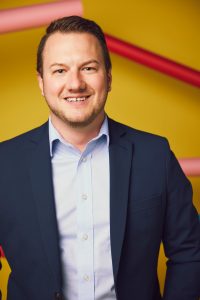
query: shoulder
[
  {"left": 108, "top": 118, "right": 170, "bottom": 152},
  {"left": 0, "top": 122, "right": 48, "bottom": 155}
]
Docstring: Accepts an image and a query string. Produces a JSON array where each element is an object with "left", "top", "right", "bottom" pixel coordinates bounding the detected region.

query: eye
[
  {"left": 82, "top": 66, "right": 97, "bottom": 72},
  {"left": 54, "top": 69, "right": 65, "bottom": 74}
]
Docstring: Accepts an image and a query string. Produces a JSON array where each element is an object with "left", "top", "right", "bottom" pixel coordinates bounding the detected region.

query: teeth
[{"left": 65, "top": 97, "right": 87, "bottom": 102}]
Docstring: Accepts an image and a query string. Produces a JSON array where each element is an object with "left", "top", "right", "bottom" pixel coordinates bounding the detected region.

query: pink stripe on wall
[
  {"left": 0, "top": 0, "right": 83, "bottom": 34},
  {"left": 179, "top": 158, "right": 200, "bottom": 177}
]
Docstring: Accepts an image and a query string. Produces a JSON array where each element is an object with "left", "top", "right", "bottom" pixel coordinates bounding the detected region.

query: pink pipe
[
  {"left": 0, "top": 0, "right": 83, "bottom": 34},
  {"left": 105, "top": 34, "right": 200, "bottom": 88},
  {"left": 179, "top": 158, "right": 200, "bottom": 177}
]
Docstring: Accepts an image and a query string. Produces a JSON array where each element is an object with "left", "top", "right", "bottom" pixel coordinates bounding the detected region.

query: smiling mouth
[{"left": 64, "top": 96, "right": 90, "bottom": 102}]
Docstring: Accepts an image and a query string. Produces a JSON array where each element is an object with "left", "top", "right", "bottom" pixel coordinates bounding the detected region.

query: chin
[
  {"left": 65, "top": 118, "right": 95, "bottom": 128},
  {"left": 64, "top": 112, "right": 103, "bottom": 128},
  {"left": 52, "top": 107, "right": 104, "bottom": 129}
]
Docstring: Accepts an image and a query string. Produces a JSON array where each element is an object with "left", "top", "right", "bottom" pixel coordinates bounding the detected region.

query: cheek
[
  {"left": 97, "top": 80, "right": 109, "bottom": 97},
  {"left": 43, "top": 78, "right": 64, "bottom": 96},
  {"left": 88, "top": 75, "right": 108, "bottom": 95}
]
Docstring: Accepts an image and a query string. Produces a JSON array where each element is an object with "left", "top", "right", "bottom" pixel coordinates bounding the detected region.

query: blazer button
[{"left": 54, "top": 292, "right": 63, "bottom": 300}]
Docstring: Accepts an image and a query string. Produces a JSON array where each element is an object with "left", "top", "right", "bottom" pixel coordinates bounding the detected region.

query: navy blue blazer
[{"left": 0, "top": 118, "right": 200, "bottom": 300}]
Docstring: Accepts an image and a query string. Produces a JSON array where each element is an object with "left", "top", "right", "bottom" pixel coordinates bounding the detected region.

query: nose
[{"left": 67, "top": 70, "right": 86, "bottom": 92}]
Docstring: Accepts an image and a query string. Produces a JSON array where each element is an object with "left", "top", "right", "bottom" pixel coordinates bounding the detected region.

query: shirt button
[
  {"left": 82, "top": 234, "right": 88, "bottom": 240},
  {"left": 83, "top": 274, "right": 90, "bottom": 281},
  {"left": 82, "top": 194, "right": 87, "bottom": 200},
  {"left": 54, "top": 292, "right": 63, "bottom": 300},
  {"left": 82, "top": 157, "right": 87, "bottom": 162}
]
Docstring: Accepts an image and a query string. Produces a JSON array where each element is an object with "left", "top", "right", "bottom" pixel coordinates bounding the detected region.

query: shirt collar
[{"left": 49, "top": 116, "right": 109, "bottom": 157}]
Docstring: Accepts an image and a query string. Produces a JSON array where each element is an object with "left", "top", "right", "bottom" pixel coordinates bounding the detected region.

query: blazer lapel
[
  {"left": 29, "top": 123, "right": 62, "bottom": 287},
  {"left": 108, "top": 119, "right": 133, "bottom": 281}
]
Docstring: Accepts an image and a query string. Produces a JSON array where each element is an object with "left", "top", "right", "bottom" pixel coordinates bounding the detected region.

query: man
[{"left": 0, "top": 15, "right": 200, "bottom": 300}]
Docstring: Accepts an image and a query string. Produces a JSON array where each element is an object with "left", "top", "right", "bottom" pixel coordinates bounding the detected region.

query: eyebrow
[
  {"left": 81, "top": 60, "right": 100, "bottom": 67},
  {"left": 50, "top": 60, "right": 100, "bottom": 68},
  {"left": 50, "top": 63, "right": 66, "bottom": 68}
]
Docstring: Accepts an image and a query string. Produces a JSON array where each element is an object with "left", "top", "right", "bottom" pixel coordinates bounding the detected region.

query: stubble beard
[{"left": 46, "top": 98, "right": 107, "bottom": 129}]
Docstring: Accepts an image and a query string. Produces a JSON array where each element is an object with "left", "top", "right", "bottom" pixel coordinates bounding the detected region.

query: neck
[{"left": 50, "top": 113, "right": 105, "bottom": 152}]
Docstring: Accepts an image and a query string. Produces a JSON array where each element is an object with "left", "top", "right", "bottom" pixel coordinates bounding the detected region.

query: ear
[
  {"left": 37, "top": 72, "right": 44, "bottom": 96},
  {"left": 107, "top": 69, "right": 112, "bottom": 92}
]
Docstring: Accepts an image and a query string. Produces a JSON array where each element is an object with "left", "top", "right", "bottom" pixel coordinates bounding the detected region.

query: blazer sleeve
[{"left": 162, "top": 150, "right": 200, "bottom": 300}]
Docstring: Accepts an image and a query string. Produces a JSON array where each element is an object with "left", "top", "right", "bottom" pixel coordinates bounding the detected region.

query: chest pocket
[
  {"left": 131, "top": 194, "right": 162, "bottom": 213},
  {"left": 128, "top": 194, "right": 163, "bottom": 238}
]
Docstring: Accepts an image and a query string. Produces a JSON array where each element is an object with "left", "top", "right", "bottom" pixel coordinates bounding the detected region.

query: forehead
[{"left": 42, "top": 32, "right": 104, "bottom": 63}]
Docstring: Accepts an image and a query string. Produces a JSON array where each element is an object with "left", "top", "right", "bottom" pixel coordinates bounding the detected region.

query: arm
[{"left": 163, "top": 151, "right": 200, "bottom": 300}]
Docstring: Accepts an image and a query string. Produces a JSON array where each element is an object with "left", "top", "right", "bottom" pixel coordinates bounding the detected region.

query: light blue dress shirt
[{"left": 49, "top": 117, "right": 117, "bottom": 300}]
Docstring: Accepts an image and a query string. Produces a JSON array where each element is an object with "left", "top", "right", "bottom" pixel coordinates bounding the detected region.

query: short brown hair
[{"left": 37, "top": 15, "right": 112, "bottom": 76}]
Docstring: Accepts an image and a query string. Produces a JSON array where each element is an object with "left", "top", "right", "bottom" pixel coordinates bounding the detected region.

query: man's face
[{"left": 38, "top": 32, "right": 111, "bottom": 128}]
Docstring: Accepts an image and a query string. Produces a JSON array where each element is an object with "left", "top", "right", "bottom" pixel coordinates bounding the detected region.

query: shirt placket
[{"left": 76, "top": 152, "right": 94, "bottom": 300}]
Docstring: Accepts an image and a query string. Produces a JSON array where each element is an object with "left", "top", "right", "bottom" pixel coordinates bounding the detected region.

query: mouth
[{"left": 64, "top": 96, "right": 90, "bottom": 102}]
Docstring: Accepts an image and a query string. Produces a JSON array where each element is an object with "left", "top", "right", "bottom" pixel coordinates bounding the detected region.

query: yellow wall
[{"left": 0, "top": 0, "right": 200, "bottom": 299}]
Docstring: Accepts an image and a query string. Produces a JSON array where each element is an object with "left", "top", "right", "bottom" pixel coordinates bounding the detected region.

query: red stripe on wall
[
  {"left": 0, "top": 246, "right": 4, "bottom": 258},
  {"left": 105, "top": 34, "right": 200, "bottom": 88}
]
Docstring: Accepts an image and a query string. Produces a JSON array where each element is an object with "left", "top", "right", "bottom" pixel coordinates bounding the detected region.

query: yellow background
[{"left": 0, "top": 0, "right": 200, "bottom": 299}]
